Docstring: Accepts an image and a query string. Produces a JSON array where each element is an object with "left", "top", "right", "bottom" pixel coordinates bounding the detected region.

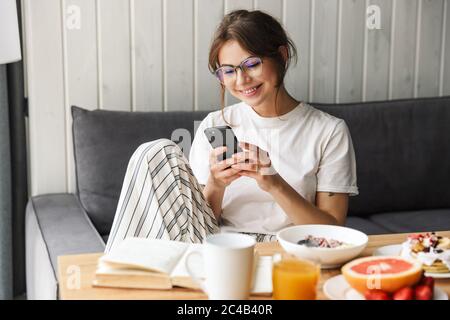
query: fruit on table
[
  {"left": 364, "top": 290, "right": 392, "bottom": 300},
  {"left": 364, "top": 274, "right": 434, "bottom": 300},
  {"left": 419, "top": 276, "right": 434, "bottom": 290},
  {"left": 392, "top": 287, "right": 414, "bottom": 300},
  {"left": 414, "top": 285, "right": 433, "bottom": 300},
  {"left": 342, "top": 256, "right": 423, "bottom": 294}
]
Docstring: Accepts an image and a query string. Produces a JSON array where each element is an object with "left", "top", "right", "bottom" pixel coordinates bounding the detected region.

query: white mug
[{"left": 185, "top": 233, "right": 256, "bottom": 300}]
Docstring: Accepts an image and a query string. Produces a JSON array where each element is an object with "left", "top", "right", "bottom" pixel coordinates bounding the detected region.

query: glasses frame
[{"left": 212, "top": 56, "right": 263, "bottom": 84}]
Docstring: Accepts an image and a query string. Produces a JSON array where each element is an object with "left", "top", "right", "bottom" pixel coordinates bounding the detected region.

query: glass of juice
[{"left": 272, "top": 255, "right": 320, "bottom": 300}]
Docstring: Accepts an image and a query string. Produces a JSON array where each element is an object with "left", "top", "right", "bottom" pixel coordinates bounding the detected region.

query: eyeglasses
[{"left": 213, "top": 56, "right": 263, "bottom": 85}]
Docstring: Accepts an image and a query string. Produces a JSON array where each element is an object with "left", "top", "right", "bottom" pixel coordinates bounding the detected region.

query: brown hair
[{"left": 208, "top": 10, "right": 297, "bottom": 124}]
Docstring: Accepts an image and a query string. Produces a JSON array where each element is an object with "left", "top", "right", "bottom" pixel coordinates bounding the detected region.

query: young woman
[{"left": 105, "top": 10, "right": 358, "bottom": 253}]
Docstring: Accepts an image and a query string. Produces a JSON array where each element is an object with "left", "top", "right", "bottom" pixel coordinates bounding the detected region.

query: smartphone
[{"left": 204, "top": 125, "right": 243, "bottom": 162}]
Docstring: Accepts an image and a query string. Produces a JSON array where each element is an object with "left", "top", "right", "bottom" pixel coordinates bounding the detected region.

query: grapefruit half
[{"left": 341, "top": 256, "right": 423, "bottom": 294}]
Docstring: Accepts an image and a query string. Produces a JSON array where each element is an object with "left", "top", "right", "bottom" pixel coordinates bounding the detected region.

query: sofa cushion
[
  {"left": 313, "top": 96, "right": 450, "bottom": 216},
  {"left": 71, "top": 106, "right": 209, "bottom": 235},
  {"left": 369, "top": 209, "right": 450, "bottom": 233},
  {"left": 344, "top": 217, "right": 390, "bottom": 235}
]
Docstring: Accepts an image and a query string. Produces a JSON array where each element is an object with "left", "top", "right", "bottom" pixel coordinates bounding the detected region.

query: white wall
[{"left": 23, "top": 0, "right": 450, "bottom": 196}]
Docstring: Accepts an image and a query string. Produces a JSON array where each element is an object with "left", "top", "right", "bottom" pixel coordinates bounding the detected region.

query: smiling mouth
[{"left": 239, "top": 84, "right": 262, "bottom": 94}]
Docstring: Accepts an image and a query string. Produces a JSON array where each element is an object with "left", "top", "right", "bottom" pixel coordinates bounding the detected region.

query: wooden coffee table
[{"left": 57, "top": 231, "right": 450, "bottom": 300}]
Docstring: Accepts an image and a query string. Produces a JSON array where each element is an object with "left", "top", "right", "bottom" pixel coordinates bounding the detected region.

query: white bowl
[{"left": 276, "top": 225, "right": 368, "bottom": 269}]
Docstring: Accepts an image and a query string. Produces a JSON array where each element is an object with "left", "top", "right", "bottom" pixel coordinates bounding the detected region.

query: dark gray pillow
[
  {"left": 71, "top": 106, "right": 209, "bottom": 235},
  {"left": 314, "top": 96, "right": 450, "bottom": 216}
]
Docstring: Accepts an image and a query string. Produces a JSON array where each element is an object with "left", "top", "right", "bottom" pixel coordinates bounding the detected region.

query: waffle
[
  {"left": 401, "top": 233, "right": 450, "bottom": 274},
  {"left": 408, "top": 253, "right": 450, "bottom": 273}
]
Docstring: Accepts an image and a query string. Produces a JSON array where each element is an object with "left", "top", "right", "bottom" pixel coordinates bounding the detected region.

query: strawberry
[
  {"left": 392, "top": 287, "right": 414, "bottom": 300},
  {"left": 409, "top": 234, "right": 422, "bottom": 240},
  {"left": 364, "top": 290, "right": 391, "bottom": 300},
  {"left": 419, "top": 276, "right": 434, "bottom": 290},
  {"left": 414, "top": 285, "right": 433, "bottom": 300}
]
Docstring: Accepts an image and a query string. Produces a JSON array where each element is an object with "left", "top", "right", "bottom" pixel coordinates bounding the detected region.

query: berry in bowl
[{"left": 276, "top": 225, "right": 368, "bottom": 269}]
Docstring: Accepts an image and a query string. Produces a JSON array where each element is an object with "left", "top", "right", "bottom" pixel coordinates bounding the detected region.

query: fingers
[
  {"left": 231, "top": 162, "right": 260, "bottom": 172},
  {"left": 210, "top": 146, "right": 237, "bottom": 169},
  {"left": 216, "top": 173, "right": 241, "bottom": 186},
  {"left": 231, "top": 150, "right": 258, "bottom": 164},
  {"left": 238, "top": 141, "right": 271, "bottom": 166},
  {"left": 209, "top": 146, "right": 227, "bottom": 165},
  {"left": 232, "top": 142, "right": 272, "bottom": 171},
  {"left": 210, "top": 142, "right": 273, "bottom": 180},
  {"left": 208, "top": 146, "right": 248, "bottom": 186},
  {"left": 210, "top": 146, "right": 242, "bottom": 175},
  {"left": 239, "top": 141, "right": 258, "bottom": 151},
  {"left": 212, "top": 167, "right": 241, "bottom": 185},
  {"left": 258, "top": 150, "right": 271, "bottom": 167},
  {"left": 215, "top": 167, "right": 242, "bottom": 180}
]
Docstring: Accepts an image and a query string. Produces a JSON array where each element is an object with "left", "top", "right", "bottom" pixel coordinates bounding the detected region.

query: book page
[
  {"left": 95, "top": 260, "right": 168, "bottom": 277},
  {"left": 100, "top": 237, "right": 189, "bottom": 274}
]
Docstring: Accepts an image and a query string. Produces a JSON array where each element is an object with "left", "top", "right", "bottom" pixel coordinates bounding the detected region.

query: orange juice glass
[{"left": 272, "top": 256, "right": 320, "bottom": 300}]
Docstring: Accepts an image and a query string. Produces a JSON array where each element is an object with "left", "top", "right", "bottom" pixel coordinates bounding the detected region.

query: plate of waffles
[{"left": 373, "top": 233, "right": 450, "bottom": 278}]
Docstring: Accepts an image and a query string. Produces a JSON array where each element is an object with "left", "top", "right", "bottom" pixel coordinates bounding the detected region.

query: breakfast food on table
[
  {"left": 363, "top": 274, "right": 434, "bottom": 300},
  {"left": 272, "top": 257, "right": 320, "bottom": 300},
  {"left": 341, "top": 256, "right": 423, "bottom": 294},
  {"left": 297, "top": 235, "right": 353, "bottom": 248},
  {"left": 400, "top": 232, "right": 450, "bottom": 274}
]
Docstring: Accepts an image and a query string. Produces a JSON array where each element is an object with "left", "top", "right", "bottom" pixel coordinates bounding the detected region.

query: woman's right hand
[{"left": 208, "top": 146, "right": 242, "bottom": 188}]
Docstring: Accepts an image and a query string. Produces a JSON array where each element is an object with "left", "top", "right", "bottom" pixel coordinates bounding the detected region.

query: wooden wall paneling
[
  {"left": 416, "top": 0, "right": 444, "bottom": 97},
  {"left": 224, "top": 0, "right": 253, "bottom": 13},
  {"left": 195, "top": 0, "right": 223, "bottom": 111},
  {"left": 312, "top": 0, "right": 338, "bottom": 103},
  {"left": 24, "top": 0, "right": 67, "bottom": 195},
  {"left": 443, "top": 0, "right": 450, "bottom": 95},
  {"left": 63, "top": 0, "right": 99, "bottom": 192},
  {"left": 284, "top": 0, "right": 310, "bottom": 102},
  {"left": 365, "top": 0, "right": 392, "bottom": 101},
  {"left": 254, "top": 0, "right": 283, "bottom": 20},
  {"left": 165, "top": 0, "right": 194, "bottom": 111},
  {"left": 98, "top": 0, "right": 131, "bottom": 110},
  {"left": 338, "top": 0, "right": 365, "bottom": 103},
  {"left": 391, "top": 0, "right": 418, "bottom": 99},
  {"left": 134, "top": 0, "right": 164, "bottom": 111}
]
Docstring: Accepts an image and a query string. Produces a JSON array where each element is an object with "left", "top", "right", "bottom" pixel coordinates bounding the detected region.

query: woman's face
[{"left": 218, "top": 40, "right": 280, "bottom": 109}]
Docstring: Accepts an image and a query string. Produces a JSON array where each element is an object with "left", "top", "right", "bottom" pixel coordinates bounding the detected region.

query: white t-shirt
[{"left": 189, "top": 101, "right": 358, "bottom": 235}]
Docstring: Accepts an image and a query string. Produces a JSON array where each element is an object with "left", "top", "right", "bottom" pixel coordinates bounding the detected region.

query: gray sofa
[{"left": 25, "top": 96, "right": 450, "bottom": 299}]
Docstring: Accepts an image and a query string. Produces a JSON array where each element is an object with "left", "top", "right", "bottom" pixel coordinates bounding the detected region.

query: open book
[{"left": 93, "top": 237, "right": 273, "bottom": 295}]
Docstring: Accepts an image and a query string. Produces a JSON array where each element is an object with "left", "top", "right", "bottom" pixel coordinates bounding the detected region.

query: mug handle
[{"left": 184, "top": 250, "right": 206, "bottom": 293}]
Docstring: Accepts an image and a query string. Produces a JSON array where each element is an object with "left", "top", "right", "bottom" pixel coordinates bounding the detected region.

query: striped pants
[{"left": 105, "top": 139, "right": 276, "bottom": 253}]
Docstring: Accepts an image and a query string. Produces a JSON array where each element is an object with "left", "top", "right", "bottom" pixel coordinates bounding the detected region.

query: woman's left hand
[{"left": 230, "top": 141, "right": 280, "bottom": 192}]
